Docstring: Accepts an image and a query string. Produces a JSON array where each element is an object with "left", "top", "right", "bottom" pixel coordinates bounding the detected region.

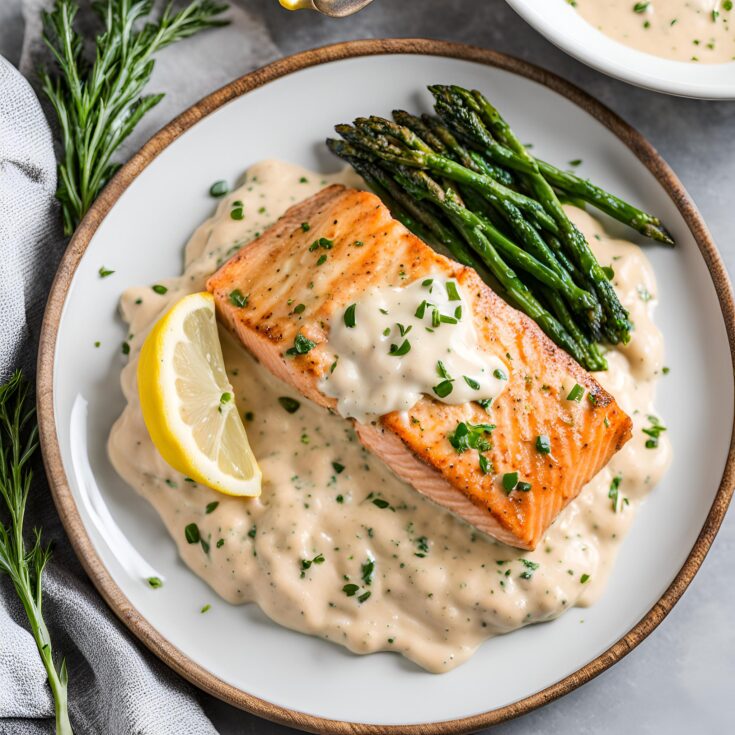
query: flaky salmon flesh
[{"left": 207, "top": 186, "right": 632, "bottom": 550}]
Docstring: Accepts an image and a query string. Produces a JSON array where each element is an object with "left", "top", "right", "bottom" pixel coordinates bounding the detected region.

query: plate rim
[
  {"left": 505, "top": 0, "right": 735, "bottom": 99},
  {"left": 36, "top": 38, "right": 735, "bottom": 734}
]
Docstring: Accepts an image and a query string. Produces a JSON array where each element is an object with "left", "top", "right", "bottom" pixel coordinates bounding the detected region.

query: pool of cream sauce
[
  {"left": 108, "top": 159, "right": 672, "bottom": 673},
  {"left": 575, "top": 0, "right": 734, "bottom": 63}
]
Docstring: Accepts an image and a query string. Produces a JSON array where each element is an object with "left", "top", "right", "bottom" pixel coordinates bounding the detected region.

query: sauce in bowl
[{"left": 574, "top": 0, "right": 735, "bottom": 63}]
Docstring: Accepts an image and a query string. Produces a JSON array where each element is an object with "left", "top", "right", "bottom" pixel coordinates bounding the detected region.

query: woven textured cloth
[{"left": 0, "top": 2, "right": 279, "bottom": 733}]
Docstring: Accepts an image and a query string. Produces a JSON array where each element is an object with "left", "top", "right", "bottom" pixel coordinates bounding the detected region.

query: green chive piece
[
  {"left": 463, "top": 376, "right": 480, "bottom": 390},
  {"left": 98, "top": 266, "right": 114, "bottom": 278},
  {"left": 293, "top": 303, "right": 306, "bottom": 314},
  {"left": 152, "top": 284, "right": 168, "bottom": 295},
  {"left": 566, "top": 383, "right": 584, "bottom": 402},
  {"left": 445, "top": 281, "right": 461, "bottom": 301},
  {"left": 493, "top": 368, "right": 508, "bottom": 380},
  {"left": 147, "top": 577, "right": 163, "bottom": 589}
]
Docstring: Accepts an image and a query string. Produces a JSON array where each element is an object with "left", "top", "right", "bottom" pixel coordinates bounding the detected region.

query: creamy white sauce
[
  {"left": 320, "top": 276, "right": 509, "bottom": 423},
  {"left": 575, "top": 0, "right": 735, "bottom": 63},
  {"left": 108, "top": 160, "right": 672, "bottom": 673}
]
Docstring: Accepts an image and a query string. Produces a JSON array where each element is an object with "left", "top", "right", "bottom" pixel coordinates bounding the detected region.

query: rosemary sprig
[
  {"left": 40, "top": 0, "right": 229, "bottom": 235},
  {"left": 0, "top": 372, "right": 73, "bottom": 734}
]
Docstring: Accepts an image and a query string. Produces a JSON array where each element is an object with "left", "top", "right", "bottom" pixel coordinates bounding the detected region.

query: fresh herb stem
[
  {"left": 0, "top": 372, "right": 73, "bottom": 734},
  {"left": 40, "top": 0, "right": 229, "bottom": 235}
]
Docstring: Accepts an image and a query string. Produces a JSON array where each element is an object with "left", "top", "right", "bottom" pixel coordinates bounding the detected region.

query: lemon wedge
[{"left": 138, "top": 292, "right": 261, "bottom": 497}]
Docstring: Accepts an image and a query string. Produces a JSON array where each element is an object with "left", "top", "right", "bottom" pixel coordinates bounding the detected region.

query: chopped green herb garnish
[
  {"left": 219, "top": 392, "right": 232, "bottom": 405},
  {"left": 209, "top": 180, "right": 229, "bottom": 197},
  {"left": 300, "top": 222, "right": 311, "bottom": 232},
  {"left": 293, "top": 303, "right": 306, "bottom": 314},
  {"left": 200, "top": 604, "right": 211, "bottom": 613},
  {"left": 342, "top": 583, "right": 360, "bottom": 597},
  {"left": 152, "top": 284, "right": 168, "bottom": 295},
  {"left": 358, "top": 590, "right": 372, "bottom": 603},
  {"left": 230, "top": 203, "right": 244, "bottom": 220},
  {"left": 388, "top": 339, "right": 411, "bottom": 356},
  {"left": 98, "top": 266, "right": 114, "bottom": 278},
  {"left": 535, "top": 435, "right": 551, "bottom": 454},
  {"left": 229, "top": 289, "right": 248, "bottom": 307},
  {"left": 502, "top": 472, "right": 518, "bottom": 493},
  {"left": 121, "top": 341, "right": 130, "bottom": 355},
  {"left": 361, "top": 557, "right": 375, "bottom": 586},
  {"left": 445, "top": 281, "right": 461, "bottom": 301},
  {"left": 300, "top": 552, "right": 325, "bottom": 577},
  {"left": 642, "top": 415, "right": 667, "bottom": 448},
  {"left": 147, "top": 577, "right": 163, "bottom": 589},
  {"left": 278, "top": 396, "right": 301, "bottom": 414},
  {"left": 493, "top": 368, "right": 507, "bottom": 381},
  {"left": 343, "top": 303, "right": 357, "bottom": 328},
  {"left": 516, "top": 481, "right": 532, "bottom": 492},
  {"left": 332, "top": 461, "right": 345, "bottom": 474},
  {"left": 633, "top": 1, "right": 649, "bottom": 12},
  {"left": 608, "top": 474, "right": 629, "bottom": 512},
  {"left": 436, "top": 360, "right": 451, "bottom": 379},
  {"left": 414, "top": 300, "right": 428, "bottom": 319},
  {"left": 286, "top": 333, "right": 317, "bottom": 356},
  {"left": 463, "top": 376, "right": 480, "bottom": 390},
  {"left": 519, "top": 559, "right": 540, "bottom": 580},
  {"left": 247, "top": 525, "right": 257, "bottom": 539},
  {"left": 205, "top": 501, "right": 219, "bottom": 514},
  {"left": 479, "top": 454, "right": 492, "bottom": 475},
  {"left": 566, "top": 383, "right": 584, "bottom": 402},
  {"left": 580, "top": 573, "right": 590, "bottom": 584},
  {"left": 568, "top": 159, "right": 582, "bottom": 167},
  {"left": 414, "top": 536, "right": 430, "bottom": 557},
  {"left": 372, "top": 498, "right": 390, "bottom": 509},
  {"left": 184, "top": 523, "right": 200, "bottom": 544},
  {"left": 421, "top": 278, "right": 434, "bottom": 288},
  {"left": 433, "top": 380, "right": 454, "bottom": 398},
  {"left": 477, "top": 398, "right": 492, "bottom": 412},
  {"left": 316, "top": 253, "right": 327, "bottom": 266},
  {"left": 448, "top": 421, "right": 495, "bottom": 454}
]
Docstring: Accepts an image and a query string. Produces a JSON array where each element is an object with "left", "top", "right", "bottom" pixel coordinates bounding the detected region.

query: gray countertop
[{"left": 3, "top": 1, "right": 734, "bottom": 732}]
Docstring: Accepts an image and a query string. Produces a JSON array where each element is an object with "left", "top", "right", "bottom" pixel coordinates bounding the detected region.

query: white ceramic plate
[
  {"left": 507, "top": 0, "right": 735, "bottom": 99},
  {"left": 38, "top": 41, "right": 735, "bottom": 733}
]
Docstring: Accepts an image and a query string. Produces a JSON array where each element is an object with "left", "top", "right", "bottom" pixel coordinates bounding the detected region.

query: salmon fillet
[{"left": 207, "top": 186, "right": 632, "bottom": 550}]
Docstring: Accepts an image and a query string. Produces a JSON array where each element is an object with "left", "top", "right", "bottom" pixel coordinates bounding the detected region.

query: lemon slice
[{"left": 138, "top": 292, "right": 261, "bottom": 497}]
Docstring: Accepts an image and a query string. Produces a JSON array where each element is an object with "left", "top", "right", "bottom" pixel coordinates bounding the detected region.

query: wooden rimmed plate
[{"left": 37, "top": 39, "right": 735, "bottom": 733}]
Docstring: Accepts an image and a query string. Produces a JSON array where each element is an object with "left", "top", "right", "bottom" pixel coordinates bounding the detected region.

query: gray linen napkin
[{"left": 0, "top": 2, "right": 279, "bottom": 733}]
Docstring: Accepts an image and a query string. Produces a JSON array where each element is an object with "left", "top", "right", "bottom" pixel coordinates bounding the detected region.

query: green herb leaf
[
  {"left": 448, "top": 422, "right": 495, "bottom": 454},
  {"left": 342, "top": 583, "right": 360, "bottom": 597},
  {"left": 361, "top": 558, "right": 375, "bottom": 586},
  {"left": 535, "top": 435, "right": 551, "bottom": 454},
  {"left": 642, "top": 415, "right": 667, "bottom": 448},
  {"left": 566, "top": 383, "right": 584, "bottom": 402},
  {"left": 433, "top": 380, "right": 454, "bottom": 398},
  {"left": 229, "top": 289, "right": 249, "bottom": 308},
  {"left": 286, "top": 333, "right": 317, "bottom": 356},
  {"left": 332, "top": 461, "right": 345, "bottom": 474},
  {"left": 445, "top": 280, "right": 461, "bottom": 301},
  {"left": 152, "top": 284, "right": 168, "bottom": 295},
  {"left": 388, "top": 339, "right": 411, "bottom": 356},
  {"left": 205, "top": 501, "right": 219, "bottom": 514},
  {"left": 493, "top": 368, "right": 508, "bottom": 380},
  {"left": 278, "top": 396, "right": 301, "bottom": 414},
  {"left": 301, "top": 222, "right": 311, "bottom": 232},
  {"left": 502, "top": 472, "right": 518, "bottom": 493},
  {"left": 209, "top": 180, "right": 229, "bottom": 197},
  {"left": 98, "top": 266, "right": 114, "bottom": 278},
  {"left": 293, "top": 303, "right": 306, "bottom": 314},
  {"left": 478, "top": 454, "right": 492, "bottom": 475},
  {"left": 147, "top": 577, "right": 163, "bottom": 589},
  {"left": 185, "top": 523, "right": 200, "bottom": 544},
  {"left": 344, "top": 303, "right": 357, "bottom": 328},
  {"left": 463, "top": 376, "right": 480, "bottom": 390}
]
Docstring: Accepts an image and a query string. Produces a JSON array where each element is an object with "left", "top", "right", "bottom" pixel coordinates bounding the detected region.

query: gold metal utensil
[{"left": 279, "top": 0, "right": 375, "bottom": 17}]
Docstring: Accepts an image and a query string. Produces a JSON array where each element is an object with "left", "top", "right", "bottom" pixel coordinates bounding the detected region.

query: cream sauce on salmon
[
  {"left": 108, "top": 160, "right": 671, "bottom": 673},
  {"left": 320, "top": 276, "right": 509, "bottom": 423},
  {"left": 575, "top": 0, "right": 735, "bottom": 63}
]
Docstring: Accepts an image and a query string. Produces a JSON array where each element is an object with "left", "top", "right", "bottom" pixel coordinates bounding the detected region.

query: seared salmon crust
[{"left": 207, "top": 186, "right": 632, "bottom": 549}]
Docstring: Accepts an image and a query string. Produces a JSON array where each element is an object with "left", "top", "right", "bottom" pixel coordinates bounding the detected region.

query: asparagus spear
[
  {"left": 429, "top": 85, "right": 673, "bottom": 246},
  {"left": 453, "top": 87, "right": 632, "bottom": 343},
  {"left": 340, "top": 119, "right": 560, "bottom": 235}
]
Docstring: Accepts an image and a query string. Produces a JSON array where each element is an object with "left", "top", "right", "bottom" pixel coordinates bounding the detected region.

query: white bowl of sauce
[{"left": 507, "top": 0, "right": 735, "bottom": 98}]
